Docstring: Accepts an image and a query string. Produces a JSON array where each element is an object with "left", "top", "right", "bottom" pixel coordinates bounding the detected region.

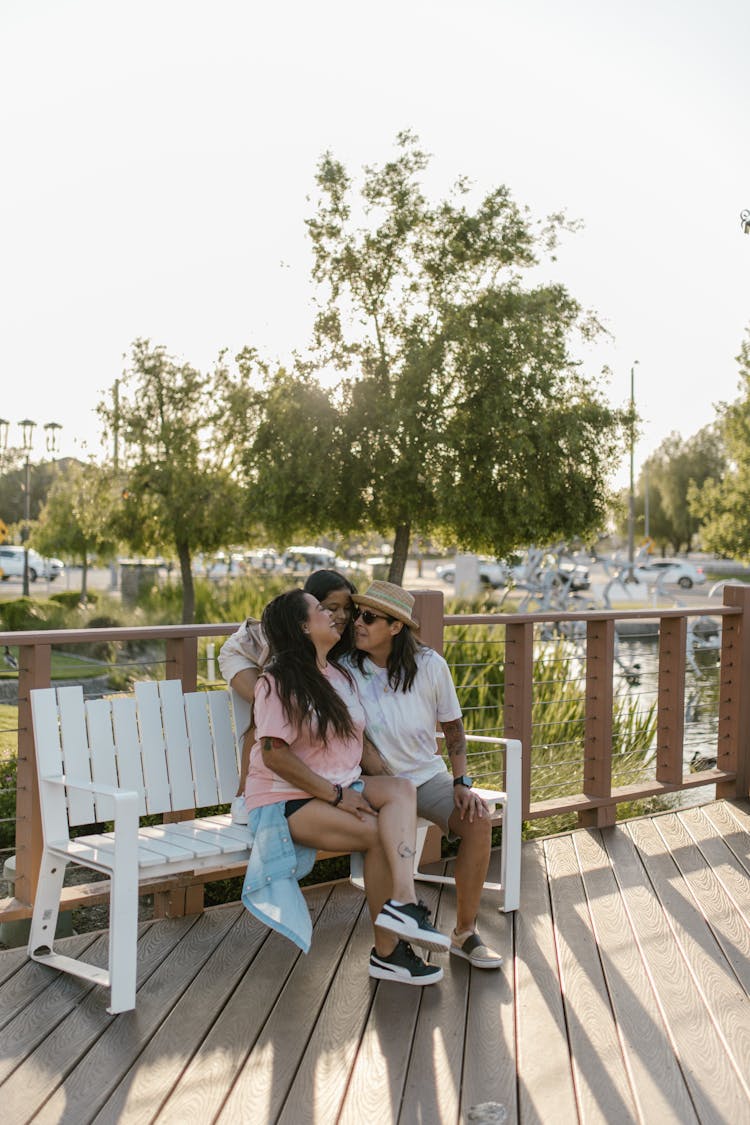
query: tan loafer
[{"left": 450, "top": 930, "right": 503, "bottom": 969}]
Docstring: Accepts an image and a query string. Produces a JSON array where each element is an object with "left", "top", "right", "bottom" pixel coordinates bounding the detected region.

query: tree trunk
[
  {"left": 178, "top": 544, "right": 195, "bottom": 624},
  {"left": 80, "top": 554, "right": 88, "bottom": 601},
  {"left": 388, "top": 522, "right": 411, "bottom": 586}
]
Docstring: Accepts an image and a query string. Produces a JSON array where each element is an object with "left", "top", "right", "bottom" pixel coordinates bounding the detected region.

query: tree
[
  {"left": 690, "top": 333, "right": 750, "bottom": 559},
  {"left": 239, "top": 361, "right": 344, "bottom": 543},
  {"left": 0, "top": 456, "right": 66, "bottom": 529},
  {"left": 33, "top": 460, "right": 119, "bottom": 599},
  {"left": 98, "top": 340, "right": 251, "bottom": 623},
  {"left": 641, "top": 426, "right": 725, "bottom": 553},
  {"left": 303, "top": 131, "right": 626, "bottom": 581}
]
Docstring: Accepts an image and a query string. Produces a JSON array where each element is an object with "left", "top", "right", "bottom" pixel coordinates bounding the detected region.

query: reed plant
[{"left": 444, "top": 624, "right": 659, "bottom": 837}]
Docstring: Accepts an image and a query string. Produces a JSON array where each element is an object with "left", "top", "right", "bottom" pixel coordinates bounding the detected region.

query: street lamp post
[
  {"left": 626, "top": 361, "right": 640, "bottom": 582},
  {"left": 0, "top": 419, "right": 62, "bottom": 594},
  {"left": 19, "top": 419, "right": 36, "bottom": 597}
]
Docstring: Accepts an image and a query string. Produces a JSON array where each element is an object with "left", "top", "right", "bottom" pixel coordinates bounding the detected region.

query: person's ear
[{"left": 390, "top": 621, "right": 404, "bottom": 637}]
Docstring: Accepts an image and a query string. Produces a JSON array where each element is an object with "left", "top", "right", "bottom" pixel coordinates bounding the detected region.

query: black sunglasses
[{"left": 352, "top": 608, "right": 392, "bottom": 625}]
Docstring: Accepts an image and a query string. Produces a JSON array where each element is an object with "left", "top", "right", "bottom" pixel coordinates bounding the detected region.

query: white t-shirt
[{"left": 344, "top": 648, "right": 462, "bottom": 786}]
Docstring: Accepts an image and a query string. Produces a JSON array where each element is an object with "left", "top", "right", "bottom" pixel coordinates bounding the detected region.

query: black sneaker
[
  {"left": 369, "top": 940, "right": 443, "bottom": 986},
  {"left": 374, "top": 899, "right": 451, "bottom": 951}
]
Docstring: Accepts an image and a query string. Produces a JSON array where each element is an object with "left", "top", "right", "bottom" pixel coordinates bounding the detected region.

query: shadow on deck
[{"left": 1, "top": 800, "right": 749, "bottom": 1124}]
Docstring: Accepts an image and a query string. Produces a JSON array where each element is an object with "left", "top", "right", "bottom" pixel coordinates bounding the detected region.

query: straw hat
[{"left": 352, "top": 580, "right": 419, "bottom": 629}]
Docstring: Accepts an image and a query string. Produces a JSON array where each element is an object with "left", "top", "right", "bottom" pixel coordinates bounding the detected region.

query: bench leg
[
  {"left": 412, "top": 815, "right": 506, "bottom": 893},
  {"left": 28, "top": 849, "right": 67, "bottom": 957},
  {"left": 106, "top": 858, "right": 139, "bottom": 1014}
]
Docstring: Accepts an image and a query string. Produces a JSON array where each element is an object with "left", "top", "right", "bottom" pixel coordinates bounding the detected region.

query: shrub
[
  {"left": 49, "top": 591, "right": 99, "bottom": 611},
  {"left": 0, "top": 598, "right": 70, "bottom": 632},
  {"left": 0, "top": 753, "right": 16, "bottom": 850}
]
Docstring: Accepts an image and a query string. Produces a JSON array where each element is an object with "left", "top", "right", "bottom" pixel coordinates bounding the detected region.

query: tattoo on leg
[{"left": 397, "top": 841, "right": 416, "bottom": 859}]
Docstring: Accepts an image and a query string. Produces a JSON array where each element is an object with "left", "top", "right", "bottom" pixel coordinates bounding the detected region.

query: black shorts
[{"left": 285, "top": 796, "right": 314, "bottom": 818}]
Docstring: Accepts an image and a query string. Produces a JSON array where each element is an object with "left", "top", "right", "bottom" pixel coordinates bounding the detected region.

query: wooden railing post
[
  {"left": 656, "top": 616, "right": 687, "bottom": 786},
  {"left": 718, "top": 585, "right": 750, "bottom": 800},
  {"left": 161, "top": 634, "right": 201, "bottom": 917},
  {"left": 166, "top": 636, "right": 198, "bottom": 690},
  {"left": 411, "top": 589, "right": 445, "bottom": 654},
  {"left": 410, "top": 589, "right": 446, "bottom": 864},
  {"left": 14, "top": 642, "right": 52, "bottom": 906},
  {"left": 504, "top": 622, "right": 534, "bottom": 819},
  {"left": 580, "top": 618, "right": 615, "bottom": 827}
]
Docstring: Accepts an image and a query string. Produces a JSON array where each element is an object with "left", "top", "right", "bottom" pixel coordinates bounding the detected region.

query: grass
[{"left": 0, "top": 649, "right": 114, "bottom": 682}]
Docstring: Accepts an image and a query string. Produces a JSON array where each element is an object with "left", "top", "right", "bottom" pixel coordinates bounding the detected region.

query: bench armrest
[{"left": 43, "top": 774, "right": 139, "bottom": 804}]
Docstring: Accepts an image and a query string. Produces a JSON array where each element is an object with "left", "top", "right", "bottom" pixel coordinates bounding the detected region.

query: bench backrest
[{"left": 31, "top": 681, "right": 241, "bottom": 829}]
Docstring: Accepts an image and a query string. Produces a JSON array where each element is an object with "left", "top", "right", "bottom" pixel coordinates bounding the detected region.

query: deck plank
[
  {"left": 514, "top": 840, "right": 578, "bottom": 1125},
  {"left": 74, "top": 906, "right": 267, "bottom": 1125},
  {"left": 1, "top": 801, "right": 749, "bottom": 1125},
  {"left": 0, "top": 931, "right": 100, "bottom": 1035},
  {"left": 22, "top": 911, "right": 220, "bottom": 1125},
  {"left": 701, "top": 801, "right": 750, "bottom": 878},
  {"left": 544, "top": 833, "right": 638, "bottom": 1123},
  {"left": 275, "top": 889, "right": 378, "bottom": 1125},
  {"left": 624, "top": 816, "right": 750, "bottom": 1120},
  {"left": 458, "top": 849, "right": 517, "bottom": 1124},
  {"left": 399, "top": 869, "right": 465, "bottom": 1125},
  {"left": 148, "top": 887, "right": 332, "bottom": 1125},
  {"left": 575, "top": 827, "right": 699, "bottom": 1124},
  {"left": 214, "top": 883, "right": 364, "bottom": 1125},
  {"left": 675, "top": 806, "right": 750, "bottom": 990},
  {"left": 336, "top": 884, "right": 442, "bottom": 1125}
]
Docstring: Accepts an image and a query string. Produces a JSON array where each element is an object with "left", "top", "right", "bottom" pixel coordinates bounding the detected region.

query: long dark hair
[
  {"left": 352, "top": 620, "right": 422, "bottom": 692},
  {"left": 260, "top": 588, "right": 354, "bottom": 740},
  {"left": 303, "top": 569, "right": 357, "bottom": 659}
]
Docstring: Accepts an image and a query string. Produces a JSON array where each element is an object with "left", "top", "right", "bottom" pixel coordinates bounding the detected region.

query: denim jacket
[{"left": 241, "top": 802, "right": 317, "bottom": 952}]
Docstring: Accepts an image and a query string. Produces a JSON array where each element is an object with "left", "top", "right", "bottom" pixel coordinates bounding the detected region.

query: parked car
[
  {"left": 435, "top": 557, "right": 509, "bottom": 588},
  {"left": 244, "top": 548, "right": 279, "bottom": 572},
  {"left": 0, "top": 546, "right": 64, "bottom": 582},
  {"left": 632, "top": 559, "right": 706, "bottom": 589},
  {"left": 281, "top": 546, "right": 337, "bottom": 573}
]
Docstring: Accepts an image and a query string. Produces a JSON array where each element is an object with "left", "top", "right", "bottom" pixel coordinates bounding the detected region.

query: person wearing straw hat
[{"left": 346, "top": 580, "right": 503, "bottom": 970}]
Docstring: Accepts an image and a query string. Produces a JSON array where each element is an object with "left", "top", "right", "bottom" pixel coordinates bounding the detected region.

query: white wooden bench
[
  {"left": 30, "top": 680, "right": 248, "bottom": 1014},
  {"left": 30, "top": 681, "right": 522, "bottom": 1014}
]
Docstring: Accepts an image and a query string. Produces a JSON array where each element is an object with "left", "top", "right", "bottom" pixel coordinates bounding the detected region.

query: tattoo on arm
[
  {"left": 397, "top": 841, "right": 416, "bottom": 859},
  {"left": 442, "top": 718, "right": 467, "bottom": 762}
]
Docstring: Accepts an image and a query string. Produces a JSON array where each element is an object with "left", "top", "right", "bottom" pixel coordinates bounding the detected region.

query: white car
[
  {"left": 632, "top": 559, "right": 706, "bottom": 590},
  {"left": 282, "top": 546, "right": 337, "bottom": 572},
  {"left": 435, "top": 557, "right": 508, "bottom": 588},
  {"left": 0, "top": 545, "right": 64, "bottom": 582}
]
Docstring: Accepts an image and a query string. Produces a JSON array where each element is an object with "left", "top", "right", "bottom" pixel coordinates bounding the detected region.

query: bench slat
[
  {"left": 85, "top": 699, "right": 120, "bottom": 822},
  {"left": 135, "top": 682, "right": 173, "bottom": 813},
  {"left": 207, "top": 691, "right": 240, "bottom": 803},
  {"left": 58, "top": 687, "right": 96, "bottom": 825},
  {"left": 159, "top": 680, "right": 197, "bottom": 811},
  {"left": 184, "top": 693, "right": 220, "bottom": 807},
  {"left": 110, "top": 696, "right": 148, "bottom": 817}
]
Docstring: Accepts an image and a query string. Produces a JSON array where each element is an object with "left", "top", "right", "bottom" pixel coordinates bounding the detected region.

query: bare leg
[
  {"left": 447, "top": 809, "right": 492, "bottom": 935},
  {"left": 360, "top": 775, "right": 419, "bottom": 904},
  {"left": 286, "top": 799, "right": 399, "bottom": 954}
]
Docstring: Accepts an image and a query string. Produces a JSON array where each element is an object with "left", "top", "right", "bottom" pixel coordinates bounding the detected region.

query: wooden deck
[{"left": 1, "top": 799, "right": 750, "bottom": 1124}]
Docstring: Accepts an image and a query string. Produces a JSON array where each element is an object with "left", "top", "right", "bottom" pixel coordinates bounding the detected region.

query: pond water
[{"left": 616, "top": 631, "right": 721, "bottom": 807}]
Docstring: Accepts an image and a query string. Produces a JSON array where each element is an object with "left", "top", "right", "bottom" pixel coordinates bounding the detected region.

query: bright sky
[{"left": 2, "top": 0, "right": 749, "bottom": 489}]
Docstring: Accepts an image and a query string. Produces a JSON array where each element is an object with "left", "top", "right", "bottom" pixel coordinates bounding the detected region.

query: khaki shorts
[{"left": 416, "top": 771, "right": 456, "bottom": 838}]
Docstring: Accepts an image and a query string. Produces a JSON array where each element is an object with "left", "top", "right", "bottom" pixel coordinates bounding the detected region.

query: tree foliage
[
  {"left": 98, "top": 340, "right": 252, "bottom": 623},
  {"left": 33, "top": 460, "right": 119, "bottom": 598},
  {"left": 297, "top": 131, "right": 626, "bottom": 581},
  {"left": 689, "top": 334, "right": 750, "bottom": 559}
]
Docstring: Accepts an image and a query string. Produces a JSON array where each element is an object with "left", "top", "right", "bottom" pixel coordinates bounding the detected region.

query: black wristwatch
[{"left": 453, "top": 774, "right": 473, "bottom": 789}]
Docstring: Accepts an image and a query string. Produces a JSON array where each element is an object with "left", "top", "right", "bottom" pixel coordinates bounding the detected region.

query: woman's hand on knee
[{"left": 340, "top": 787, "right": 377, "bottom": 821}]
